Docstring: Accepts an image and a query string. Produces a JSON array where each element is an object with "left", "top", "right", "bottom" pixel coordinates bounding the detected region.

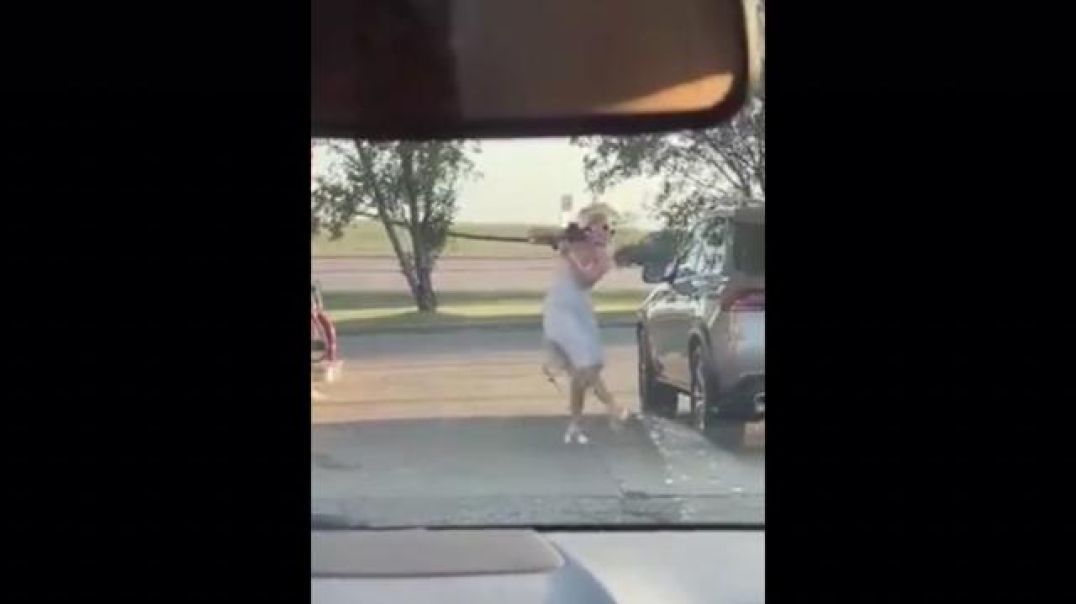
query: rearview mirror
[{"left": 312, "top": 0, "right": 762, "bottom": 139}]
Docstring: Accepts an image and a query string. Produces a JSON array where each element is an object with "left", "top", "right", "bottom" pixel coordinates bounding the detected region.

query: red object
[
  {"left": 314, "top": 309, "right": 338, "bottom": 361},
  {"left": 318, "top": 307, "right": 335, "bottom": 359},
  {"left": 311, "top": 283, "right": 338, "bottom": 363}
]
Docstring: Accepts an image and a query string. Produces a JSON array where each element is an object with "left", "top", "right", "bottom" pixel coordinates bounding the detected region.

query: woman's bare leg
[
  {"left": 564, "top": 372, "right": 589, "bottom": 443},
  {"left": 591, "top": 373, "right": 629, "bottom": 421},
  {"left": 564, "top": 366, "right": 628, "bottom": 442}
]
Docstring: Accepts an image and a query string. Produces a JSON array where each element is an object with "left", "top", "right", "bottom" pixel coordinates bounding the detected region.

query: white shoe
[{"left": 564, "top": 423, "right": 589, "bottom": 444}]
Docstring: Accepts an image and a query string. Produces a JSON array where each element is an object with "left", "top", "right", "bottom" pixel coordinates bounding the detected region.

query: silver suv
[{"left": 636, "top": 205, "right": 765, "bottom": 431}]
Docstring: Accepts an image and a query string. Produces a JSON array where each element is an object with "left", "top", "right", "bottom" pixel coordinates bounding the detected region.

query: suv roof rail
[{"left": 708, "top": 199, "right": 765, "bottom": 220}]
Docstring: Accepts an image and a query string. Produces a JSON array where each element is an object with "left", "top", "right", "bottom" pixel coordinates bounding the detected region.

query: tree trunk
[
  {"left": 412, "top": 264, "right": 438, "bottom": 312},
  {"left": 356, "top": 143, "right": 426, "bottom": 310},
  {"left": 372, "top": 205, "right": 423, "bottom": 307},
  {"left": 398, "top": 143, "right": 438, "bottom": 313}
]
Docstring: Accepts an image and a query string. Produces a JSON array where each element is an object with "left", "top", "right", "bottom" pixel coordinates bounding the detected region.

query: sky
[{"left": 312, "top": 137, "right": 661, "bottom": 229}]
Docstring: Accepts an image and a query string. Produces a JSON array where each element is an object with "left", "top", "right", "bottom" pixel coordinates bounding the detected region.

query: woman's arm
[{"left": 562, "top": 245, "right": 611, "bottom": 287}]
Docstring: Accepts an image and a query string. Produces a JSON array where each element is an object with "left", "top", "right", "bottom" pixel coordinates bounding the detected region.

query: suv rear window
[{"left": 732, "top": 222, "right": 765, "bottom": 276}]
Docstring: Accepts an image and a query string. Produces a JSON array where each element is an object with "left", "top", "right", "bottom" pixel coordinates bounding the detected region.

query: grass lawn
[
  {"left": 312, "top": 221, "right": 647, "bottom": 259},
  {"left": 323, "top": 290, "right": 645, "bottom": 334}
]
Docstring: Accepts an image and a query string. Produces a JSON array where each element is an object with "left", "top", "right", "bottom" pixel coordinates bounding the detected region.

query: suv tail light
[{"left": 721, "top": 288, "right": 765, "bottom": 312}]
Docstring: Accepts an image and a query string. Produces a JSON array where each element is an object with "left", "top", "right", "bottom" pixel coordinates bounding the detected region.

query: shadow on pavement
[
  {"left": 311, "top": 413, "right": 763, "bottom": 527},
  {"left": 703, "top": 420, "right": 766, "bottom": 456}
]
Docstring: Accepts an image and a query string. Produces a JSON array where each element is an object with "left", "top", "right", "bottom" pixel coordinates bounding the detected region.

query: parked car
[{"left": 636, "top": 205, "right": 765, "bottom": 431}]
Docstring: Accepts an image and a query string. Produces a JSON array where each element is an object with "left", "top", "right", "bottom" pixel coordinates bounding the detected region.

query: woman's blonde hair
[{"left": 577, "top": 203, "right": 618, "bottom": 227}]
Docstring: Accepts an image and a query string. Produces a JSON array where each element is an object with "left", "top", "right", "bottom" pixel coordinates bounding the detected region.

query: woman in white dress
[{"left": 542, "top": 206, "right": 629, "bottom": 444}]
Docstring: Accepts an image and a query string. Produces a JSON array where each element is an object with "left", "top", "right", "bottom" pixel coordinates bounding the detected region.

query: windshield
[
  {"left": 311, "top": 133, "right": 764, "bottom": 528},
  {"left": 311, "top": 12, "right": 764, "bottom": 530}
]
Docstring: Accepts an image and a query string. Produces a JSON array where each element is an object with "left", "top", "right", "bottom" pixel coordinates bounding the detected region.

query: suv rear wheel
[
  {"left": 689, "top": 344, "right": 714, "bottom": 432},
  {"left": 638, "top": 328, "right": 677, "bottom": 418},
  {"left": 692, "top": 344, "right": 760, "bottom": 424}
]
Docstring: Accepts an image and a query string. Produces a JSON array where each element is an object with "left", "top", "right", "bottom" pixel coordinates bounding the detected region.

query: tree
[
  {"left": 573, "top": 1, "right": 764, "bottom": 231},
  {"left": 573, "top": 88, "right": 763, "bottom": 231},
  {"left": 312, "top": 140, "right": 479, "bottom": 312}
]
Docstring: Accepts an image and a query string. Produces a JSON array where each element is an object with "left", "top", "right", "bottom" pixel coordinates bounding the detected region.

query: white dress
[{"left": 542, "top": 258, "right": 604, "bottom": 373}]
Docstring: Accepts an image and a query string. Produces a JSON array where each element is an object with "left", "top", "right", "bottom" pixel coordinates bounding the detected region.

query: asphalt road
[
  {"left": 311, "top": 325, "right": 764, "bottom": 527},
  {"left": 312, "top": 256, "right": 649, "bottom": 292}
]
